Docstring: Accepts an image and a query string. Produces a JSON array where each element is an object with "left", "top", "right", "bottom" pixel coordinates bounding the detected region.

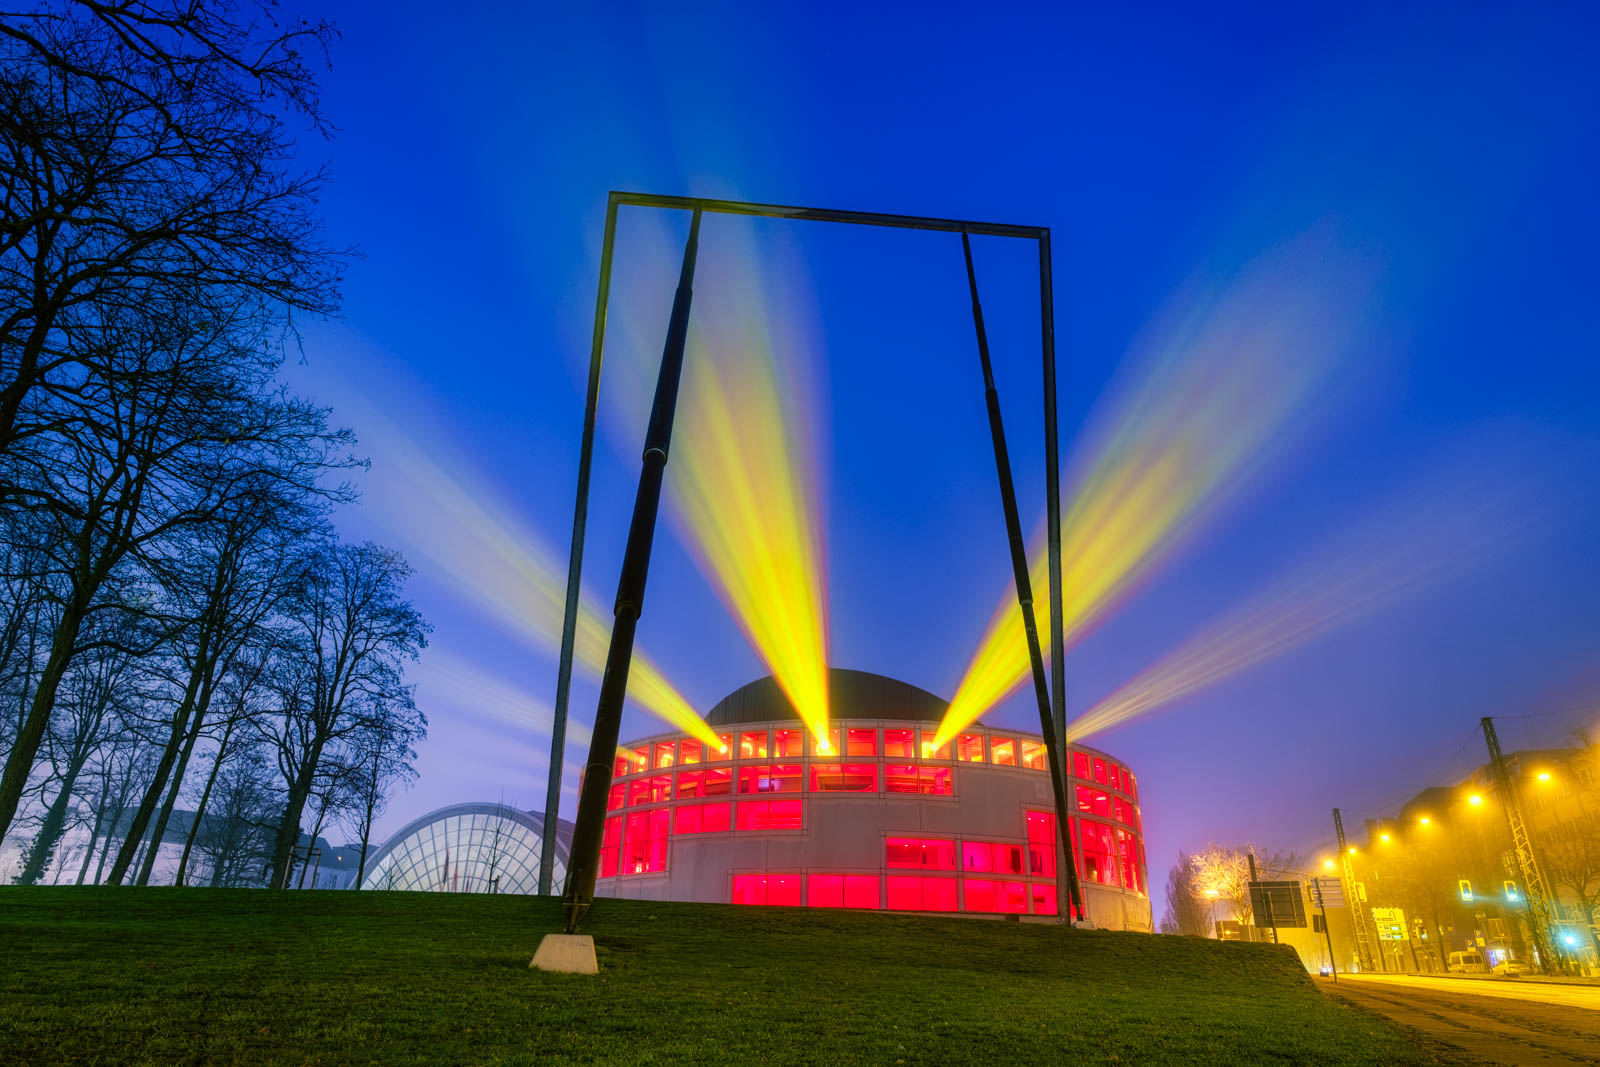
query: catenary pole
[
  {"left": 962, "top": 232, "right": 1084, "bottom": 922},
  {"left": 560, "top": 209, "right": 703, "bottom": 934},
  {"left": 539, "top": 196, "right": 621, "bottom": 896}
]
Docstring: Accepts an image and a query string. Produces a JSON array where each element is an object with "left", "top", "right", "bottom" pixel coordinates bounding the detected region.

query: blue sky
[{"left": 285, "top": 1, "right": 1600, "bottom": 895}]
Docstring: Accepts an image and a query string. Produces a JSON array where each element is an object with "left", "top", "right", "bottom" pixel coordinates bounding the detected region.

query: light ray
[
  {"left": 1066, "top": 454, "right": 1546, "bottom": 741},
  {"left": 936, "top": 232, "right": 1367, "bottom": 745},
  {"left": 609, "top": 215, "right": 832, "bottom": 743}
]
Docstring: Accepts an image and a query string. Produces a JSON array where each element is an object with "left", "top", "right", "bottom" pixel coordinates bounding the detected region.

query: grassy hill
[{"left": 1, "top": 888, "right": 1445, "bottom": 1065}]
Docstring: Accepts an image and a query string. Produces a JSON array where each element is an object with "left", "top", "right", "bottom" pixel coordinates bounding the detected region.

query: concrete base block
[{"left": 530, "top": 933, "right": 598, "bottom": 974}]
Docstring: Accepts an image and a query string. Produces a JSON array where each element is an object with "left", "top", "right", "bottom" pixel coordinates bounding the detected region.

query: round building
[
  {"left": 362, "top": 802, "right": 572, "bottom": 895},
  {"left": 595, "top": 668, "right": 1151, "bottom": 929}
]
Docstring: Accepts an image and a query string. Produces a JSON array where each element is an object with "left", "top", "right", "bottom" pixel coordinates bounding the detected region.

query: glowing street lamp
[
  {"left": 1467, "top": 793, "right": 1483, "bottom": 807},
  {"left": 1536, "top": 771, "right": 1553, "bottom": 784}
]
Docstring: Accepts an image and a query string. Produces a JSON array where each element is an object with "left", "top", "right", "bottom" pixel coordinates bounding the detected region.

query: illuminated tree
[{"left": 1160, "top": 851, "right": 1208, "bottom": 936}]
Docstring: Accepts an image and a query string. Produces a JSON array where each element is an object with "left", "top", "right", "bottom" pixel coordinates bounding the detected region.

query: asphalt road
[{"left": 1324, "top": 973, "right": 1600, "bottom": 1066}]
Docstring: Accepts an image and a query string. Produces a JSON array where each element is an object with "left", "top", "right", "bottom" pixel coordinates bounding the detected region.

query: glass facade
[{"left": 363, "top": 804, "right": 561, "bottom": 894}]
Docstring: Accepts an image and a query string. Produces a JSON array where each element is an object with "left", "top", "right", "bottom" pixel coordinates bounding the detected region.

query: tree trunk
[
  {"left": 92, "top": 800, "right": 127, "bottom": 885},
  {"left": 0, "top": 594, "right": 88, "bottom": 840},
  {"left": 270, "top": 753, "right": 320, "bottom": 890},
  {"left": 15, "top": 754, "right": 88, "bottom": 884},
  {"left": 174, "top": 717, "right": 234, "bottom": 888},
  {"left": 135, "top": 694, "right": 211, "bottom": 886},
  {"left": 76, "top": 789, "right": 109, "bottom": 885},
  {"left": 104, "top": 673, "right": 203, "bottom": 885}
]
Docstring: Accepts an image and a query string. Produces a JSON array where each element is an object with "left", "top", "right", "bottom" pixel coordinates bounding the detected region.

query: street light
[
  {"left": 1380, "top": 832, "right": 1391, "bottom": 843},
  {"left": 1536, "top": 771, "right": 1553, "bottom": 784},
  {"left": 1467, "top": 793, "right": 1484, "bottom": 807}
]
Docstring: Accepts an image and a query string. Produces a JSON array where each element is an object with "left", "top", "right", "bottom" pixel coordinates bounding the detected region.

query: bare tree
[
  {"left": 1160, "top": 851, "right": 1209, "bottom": 936},
  {"left": 191, "top": 742, "right": 277, "bottom": 887},
  {"left": 345, "top": 700, "right": 421, "bottom": 889},
  {"left": 259, "top": 542, "right": 426, "bottom": 889}
]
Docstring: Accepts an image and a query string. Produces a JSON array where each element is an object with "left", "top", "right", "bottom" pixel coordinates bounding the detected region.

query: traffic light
[
  {"left": 1503, "top": 880, "right": 1519, "bottom": 900},
  {"left": 1458, "top": 879, "right": 1474, "bottom": 901}
]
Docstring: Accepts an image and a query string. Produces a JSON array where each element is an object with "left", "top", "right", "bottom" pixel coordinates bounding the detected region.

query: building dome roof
[{"left": 704, "top": 668, "right": 949, "bottom": 727}]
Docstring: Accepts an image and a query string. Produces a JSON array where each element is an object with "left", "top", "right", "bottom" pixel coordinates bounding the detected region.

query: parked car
[
  {"left": 1492, "top": 958, "right": 1532, "bottom": 976},
  {"left": 1446, "top": 950, "right": 1488, "bottom": 973}
]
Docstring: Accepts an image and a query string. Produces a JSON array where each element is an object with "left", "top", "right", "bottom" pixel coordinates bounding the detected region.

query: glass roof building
[{"left": 362, "top": 803, "right": 572, "bottom": 895}]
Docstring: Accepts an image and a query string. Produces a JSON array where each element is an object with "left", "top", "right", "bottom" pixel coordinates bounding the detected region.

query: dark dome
[{"left": 705, "top": 668, "right": 949, "bottom": 727}]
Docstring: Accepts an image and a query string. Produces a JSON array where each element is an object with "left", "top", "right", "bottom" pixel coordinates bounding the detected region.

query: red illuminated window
[
  {"left": 1126, "top": 771, "right": 1138, "bottom": 799},
  {"left": 884, "top": 765, "right": 952, "bottom": 795},
  {"left": 713, "top": 734, "right": 733, "bottom": 760},
  {"left": 654, "top": 741, "right": 676, "bottom": 769},
  {"left": 962, "top": 841, "right": 1026, "bottom": 876},
  {"left": 676, "top": 770, "right": 703, "bottom": 799},
  {"left": 1118, "top": 829, "right": 1142, "bottom": 893},
  {"left": 630, "top": 746, "right": 649, "bottom": 771},
  {"left": 964, "top": 879, "right": 1028, "bottom": 913},
  {"left": 730, "top": 874, "right": 801, "bottom": 906},
  {"left": 989, "top": 737, "right": 1016, "bottom": 766},
  {"left": 812, "top": 728, "right": 839, "bottom": 757},
  {"left": 846, "top": 728, "right": 877, "bottom": 757},
  {"left": 739, "top": 731, "right": 768, "bottom": 759},
  {"left": 607, "top": 784, "right": 624, "bottom": 812},
  {"left": 703, "top": 768, "right": 733, "bottom": 796},
  {"left": 1093, "top": 757, "right": 1108, "bottom": 785},
  {"left": 1020, "top": 740, "right": 1046, "bottom": 771},
  {"left": 628, "top": 774, "right": 671, "bottom": 806},
  {"left": 886, "top": 875, "right": 958, "bottom": 911},
  {"left": 773, "top": 729, "right": 803, "bottom": 757},
  {"left": 680, "top": 738, "right": 703, "bottom": 765},
  {"left": 919, "top": 731, "right": 951, "bottom": 760},
  {"left": 1026, "top": 810, "right": 1057, "bottom": 877},
  {"left": 612, "top": 753, "right": 629, "bottom": 777},
  {"left": 1107, "top": 762, "right": 1122, "bottom": 790},
  {"left": 883, "top": 728, "right": 915, "bottom": 758},
  {"left": 1073, "top": 751, "right": 1090, "bottom": 780},
  {"left": 807, "top": 874, "right": 881, "bottom": 909},
  {"left": 1075, "top": 785, "right": 1109, "bottom": 816},
  {"left": 956, "top": 734, "right": 985, "bottom": 763},
  {"left": 810, "top": 763, "right": 877, "bottom": 792},
  {"left": 1081, "top": 821, "right": 1118, "bottom": 886},
  {"left": 886, "top": 837, "right": 957, "bottom": 870},
  {"left": 674, "top": 802, "right": 731, "bottom": 834},
  {"left": 736, "top": 799, "right": 802, "bottom": 830},
  {"left": 1031, "top": 883, "right": 1058, "bottom": 915},
  {"left": 599, "top": 816, "right": 621, "bottom": 877},
  {"left": 621, "top": 809, "right": 669, "bottom": 874},
  {"left": 740, "top": 764, "right": 801, "bottom": 794}
]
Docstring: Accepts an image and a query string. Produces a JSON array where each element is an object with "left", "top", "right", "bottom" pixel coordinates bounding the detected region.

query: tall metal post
[
  {"left": 962, "top": 233, "right": 1084, "bottom": 923},
  {"left": 1481, "top": 716, "right": 1563, "bottom": 973},
  {"left": 539, "top": 196, "right": 621, "bottom": 897},
  {"left": 1333, "top": 808, "right": 1376, "bottom": 971},
  {"left": 560, "top": 209, "right": 703, "bottom": 934}
]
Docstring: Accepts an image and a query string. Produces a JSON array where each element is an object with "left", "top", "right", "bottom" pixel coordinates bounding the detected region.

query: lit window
[
  {"left": 703, "top": 768, "right": 734, "bottom": 797},
  {"left": 810, "top": 763, "right": 877, "bottom": 793},
  {"left": 1075, "top": 785, "right": 1109, "bottom": 816},
  {"left": 680, "top": 738, "right": 703, "bottom": 765},
  {"left": 807, "top": 874, "right": 881, "bottom": 909},
  {"left": 962, "top": 841, "right": 1026, "bottom": 876},
  {"left": 612, "top": 752, "right": 630, "bottom": 777},
  {"left": 1125, "top": 771, "right": 1137, "bottom": 799},
  {"left": 989, "top": 737, "right": 1016, "bottom": 766},
  {"left": 1093, "top": 757, "right": 1108, "bottom": 785},
  {"left": 884, "top": 765, "right": 952, "bottom": 795},
  {"left": 957, "top": 734, "right": 985, "bottom": 763},
  {"left": 886, "top": 837, "right": 957, "bottom": 870},
  {"left": 740, "top": 731, "right": 769, "bottom": 760},
  {"left": 631, "top": 746, "right": 649, "bottom": 770},
  {"left": 886, "top": 875, "right": 958, "bottom": 911},
  {"left": 600, "top": 816, "right": 622, "bottom": 877},
  {"left": 1026, "top": 810, "right": 1056, "bottom": 877},
  {"left": 621, "top": 809, "right": 670, "bottom": 874},
  {"left": 811, "top": 729, "right": 840, "bottom": 757},
  {"left": 627, "top": 775, "right": 670, "bottom": 804},
  {"left": 1031, "top": 883, "right": 1058, "bottom": 915},
  {"left": 1107, "top": 762, "right": 1121, "bottom": 790},
  {"left": 653, "top": 741, "right": 676, "bottom": 769},
  {"left": 676, "top": 770, "right": 703, "bottom": 799},
  {"left": 607, "top": 784, "right": 625, "bottom": 812},
  {"left": 846, "top": 728, "right": 877, "bottom": 757},
  {"left": 883, "top": 728, "right": 915, "bottom": 758},
  {"left": 713, "top": 734, "right": 733, "bottom": 760},
  {"left": 730, "top": 873, "right": 801, "bottom": 906},
  {"left": 773, "top": 729, "right": 803, "bottom": 757},
  {"left": 919, "top": 731, "right": 951, "bottom": 760},
  {"left": 735, "top": 800, "right": 802, "bottom": 831},
  {"left": 1073, "top": 751, "right": 1090, "bottom": 780},
  {"left": 1020, "top": 741, "right": 1047, "bottom": 771},
  {"left": 1081, "top": 821, "right": 1118, "bottom": 887},
  {"left": 674, "top": 802, "right": 731, "bottom": 834},
  {"left": 964, "top": 879, "right": 1028, "bottom": 913},
  {"left": 739, "top": 764, "right": 802, "bottom": 794},
  {"left": 1117, "top": 828, "right": 1142, "bottom": 893},
  {"left": 628, "top": 778, "right": 651, "bottom": 806}
]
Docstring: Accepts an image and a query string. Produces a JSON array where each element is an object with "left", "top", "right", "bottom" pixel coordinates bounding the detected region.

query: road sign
[
  {"left": 1250, "top": 880, "right": 1308, "bottom": 929},
  {"left": 1310, "top": 877, "right": 1346, "bottom": 909},
  {"left": 1371, "top": 906, "right": 1409, "bottom": 941}
]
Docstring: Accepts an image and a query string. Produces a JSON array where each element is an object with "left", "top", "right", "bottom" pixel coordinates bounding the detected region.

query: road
[{"left": 1324, "top": 973, "right": 1600, "bottom": 1066}]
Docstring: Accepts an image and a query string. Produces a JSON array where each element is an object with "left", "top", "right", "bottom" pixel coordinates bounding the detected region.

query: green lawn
[{"left": 1, "top": 888, "right": 1447, "bottom": 1065}]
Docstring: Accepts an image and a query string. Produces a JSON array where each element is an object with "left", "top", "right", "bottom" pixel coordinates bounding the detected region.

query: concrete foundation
[{"left": 530, "top": 933, "right": 598, "bottom": 975}]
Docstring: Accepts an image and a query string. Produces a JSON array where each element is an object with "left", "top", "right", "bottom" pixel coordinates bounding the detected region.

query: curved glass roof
[{"left": 362, "top": 803, "right": 571, "bottom": 895}]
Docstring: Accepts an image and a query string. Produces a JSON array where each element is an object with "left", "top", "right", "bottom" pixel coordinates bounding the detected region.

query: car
[
  {"left": 1492, "top": 959, "right": 1532, "bottom": 976},
  {"left": 1447, "top": 950, "right": 1488, "bottom": 973}
]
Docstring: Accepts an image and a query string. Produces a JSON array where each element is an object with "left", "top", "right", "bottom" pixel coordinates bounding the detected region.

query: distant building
[{"left": 359, "top": 803, "right": 573, "bottom": 894}]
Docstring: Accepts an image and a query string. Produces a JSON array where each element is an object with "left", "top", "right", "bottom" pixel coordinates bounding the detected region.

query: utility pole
[
  {"left": 1333, "top": 809, "right": 1376, "bottom": 972},
  {"left": 1481, "top": 716, "right": 1563, "bottom": 974}
]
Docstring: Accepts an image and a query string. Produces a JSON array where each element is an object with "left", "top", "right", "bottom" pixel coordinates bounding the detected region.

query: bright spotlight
[{"left": 1468, "top": 794, "right": 1484, "bottom": 806}]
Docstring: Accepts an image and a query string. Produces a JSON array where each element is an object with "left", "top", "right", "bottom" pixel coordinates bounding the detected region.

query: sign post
[{"left": 1310, "top": 876, "right": 1345, "bottom": 981}]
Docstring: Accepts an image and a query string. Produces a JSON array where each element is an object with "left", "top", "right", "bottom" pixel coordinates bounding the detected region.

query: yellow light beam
[
  {"left": 937, "top": 231, "right": 1366, "bottom": 745},
  {"left": 1066, "top": 452, "right": 1545, "bottom": 742},
  {"left": 609, "top": 216, "right": 832, "bottom": 742}
]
